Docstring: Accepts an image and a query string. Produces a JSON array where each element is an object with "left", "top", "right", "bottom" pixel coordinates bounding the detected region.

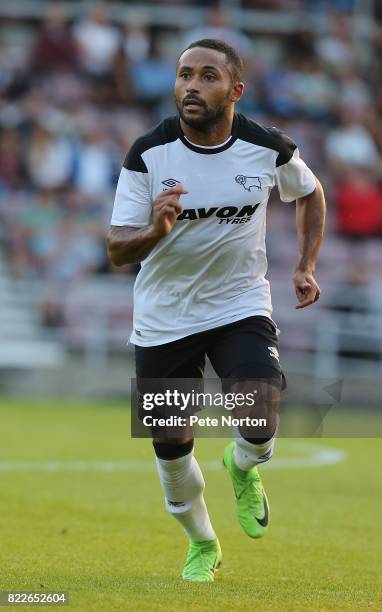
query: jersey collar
[{"left": 177, "top": 114, "right": 238, "bottom": 154}]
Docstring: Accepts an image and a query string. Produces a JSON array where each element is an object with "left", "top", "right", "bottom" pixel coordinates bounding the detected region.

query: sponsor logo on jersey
[
  {"left": 235, "top": 175, "right": 262, "bottom": 191},
  {"left": 161, "top": 178, "right": 181, "bottom": 189},
  {"left": 177, "top": 203, "right": 260, "bottom": 225}
]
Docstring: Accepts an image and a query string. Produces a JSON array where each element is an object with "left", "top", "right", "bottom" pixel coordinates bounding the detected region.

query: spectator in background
[
  {"left": 325, "top": 110, "right": 380, "bottom": 173},
  {"left": 17, "top": 203, "right": 105, "bottom": 280},
  {"left": 131, "top": 37, "right": 174, "bottom": 104},
  {"left": 0, "top": 128, "right": 25, "bottom": 188},
  {"left": 114, "top": 16, "right": 151, "bottom": 103},
  {"left": 72, "top": 3, "right": 121, "bottom": 102},
  {"left": 18, "top": 189, "right": 63, "bottom": 277},
  {"left": 122, "top": 16, "right": 150, "bottom": 65},
  {"left": 32, "top": 3, "right": 76, "bottom": 74},
  {"left": 262, "top": 62, "right": 300, "bottom": 118},
  {"left": 45, "top": 217, "right": 106, "bottom": 280},
  {"left": 182, "top": 6, "right": 253, "bottom": 61},
  {"left": 40, "top": 289, "right": 66, "bottom": 329},
  {"left": 73, "top": 124, "right": 115, "bottom": 197},
  {"left": 73, "top": 3, "right": 121, "bottom": 78},
  {"left": 333, "top": 169, "right": 382, "bottom": 241},
  {"left": 336, "top": 66, "right": 372, "bottom": 114},
  {"left": 26, "top": 124, "right": 73, "bottom": 190},
  {"left": 316, "top": 14, "right": 355, "bottom": 70},
  {"left": 288, "top": 57, "right": 337, "bottom": 120}
]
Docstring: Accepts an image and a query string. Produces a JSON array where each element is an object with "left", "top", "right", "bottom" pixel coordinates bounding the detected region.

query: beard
[{"left": 175, "top": 94, "right": 231, "bottom": 131}]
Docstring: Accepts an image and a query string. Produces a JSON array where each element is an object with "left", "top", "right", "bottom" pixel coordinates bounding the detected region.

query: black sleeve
[
  {"left": 123, "top": 140, "right": 148, "bottom": 173},
  {"left": 266, "top": 127, "right": 297, "bottom": 167}
]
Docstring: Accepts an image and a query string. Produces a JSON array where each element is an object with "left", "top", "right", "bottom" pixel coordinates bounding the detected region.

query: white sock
[
  {"left": 233, "top": 420, "right": 278, "bottom": 471},
  {"left": 155, "top": 450, "right": 216, "bottom": 542}
]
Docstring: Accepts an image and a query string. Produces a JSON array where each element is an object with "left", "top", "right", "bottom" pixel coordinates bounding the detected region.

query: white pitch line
[{"left": 0, "top": 443, "right": 346, "bottom": 472}]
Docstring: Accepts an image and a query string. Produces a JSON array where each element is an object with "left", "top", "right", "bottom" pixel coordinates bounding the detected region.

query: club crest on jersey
[
  {"left": 162, "top": 178, "right": 181, "bottom": 189},
  {"left": 235, "top": 175, "right": 262, "bottom": 191}
]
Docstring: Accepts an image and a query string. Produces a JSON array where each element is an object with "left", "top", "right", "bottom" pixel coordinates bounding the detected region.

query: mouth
[{"left": 183, "top": 98, "right": 205, "bottom": 111}]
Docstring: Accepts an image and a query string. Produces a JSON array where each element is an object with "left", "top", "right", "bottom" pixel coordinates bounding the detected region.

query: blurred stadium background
[
  {"left": 1, "top": 3, "right": 382, "bottom": 609},
  {"left": 0, "top": 0, "right": 382, "bottom": 402}
]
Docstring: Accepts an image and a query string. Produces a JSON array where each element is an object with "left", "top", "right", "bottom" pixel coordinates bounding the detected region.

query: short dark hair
[{"left": 179, "top": 38, "right": 243, "bottom": 84}]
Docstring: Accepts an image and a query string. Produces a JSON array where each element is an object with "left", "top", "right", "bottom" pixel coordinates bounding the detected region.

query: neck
[{"left": 179, "top": 109, "right": 235, "bottom": 146}]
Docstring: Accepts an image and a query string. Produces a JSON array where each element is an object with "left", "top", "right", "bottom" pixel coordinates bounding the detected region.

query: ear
[{"left": 230, "top": 81, "right": 244, "bottom": 103}]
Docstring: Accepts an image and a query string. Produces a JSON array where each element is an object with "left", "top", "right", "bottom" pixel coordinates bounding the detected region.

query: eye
[
  {"left": 204, "top": 74, "right": 216, "bottom": 81},
  {"left": 179, "top": 72, "right": 191, "bottom": 79}
]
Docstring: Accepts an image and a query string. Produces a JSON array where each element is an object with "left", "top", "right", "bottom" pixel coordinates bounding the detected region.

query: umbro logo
[
  {"left": 162, "top": 178, "right": 181, "bottom": 189},
  {"left": 235, "top": 175, "right": 262, "bottom": 191}
]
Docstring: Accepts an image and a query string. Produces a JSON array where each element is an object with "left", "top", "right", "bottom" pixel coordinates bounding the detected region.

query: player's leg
[
  {"left": 152, "top": 432, "right": 217, "bottom": 544},
  {"left": 153, "top": 431, "right": 221, "bottom": 581},
  {"left": 208, "top": 316, "right": 284, "bottom": 538},
  {"left": 135, "top": 337, "right": 221, "bottom": 580},
  {"left": 229, "top": 378, "right": 281, "bottom": 472},
  {"left": 221, "top": 378, "right": 279, "bottom": 539}
]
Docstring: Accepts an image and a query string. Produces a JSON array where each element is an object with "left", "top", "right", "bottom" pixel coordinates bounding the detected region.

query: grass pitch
[{"left": 0, "top": 399, "right": 381, "bottom": 611}]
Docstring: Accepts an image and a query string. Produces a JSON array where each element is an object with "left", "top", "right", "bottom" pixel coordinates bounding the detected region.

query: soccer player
[{"left": 107, "top": 39, "right": 325, "bottom": 582}]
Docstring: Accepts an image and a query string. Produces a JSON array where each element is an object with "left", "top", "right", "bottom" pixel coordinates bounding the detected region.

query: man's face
[{"left": 174, "top": 47, "right": 243, "bottom": 130}]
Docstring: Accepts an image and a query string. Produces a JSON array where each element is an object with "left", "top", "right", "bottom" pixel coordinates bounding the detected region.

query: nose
[{"left": 185, "top": 76, "right": 200, "bottom": 93}]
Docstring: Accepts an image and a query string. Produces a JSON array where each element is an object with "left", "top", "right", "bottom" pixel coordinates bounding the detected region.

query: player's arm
[
  {"left": 107, "top": 185, "right": 187, "bottom": 266},
  {"left": 107, "top": 226, "right": 162, "bottom": 266},
  {"left": 293, "top": 178, "right": 326, "bottom": 309},
  {"left": 273, "top": 131, "right": 326, "bottom": 309}
]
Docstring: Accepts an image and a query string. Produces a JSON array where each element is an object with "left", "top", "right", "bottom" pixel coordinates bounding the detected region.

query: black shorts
[
  {"left": 134, "top": 314, "right": 285, "bottom": 405},
  {"left": 135, "top": 315, "right": 284, "bottom": 381}
]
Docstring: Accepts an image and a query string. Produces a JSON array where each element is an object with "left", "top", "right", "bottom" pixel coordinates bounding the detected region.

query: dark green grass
[{"left": 0, "top": 399, "right": 381, "bottom": 611}]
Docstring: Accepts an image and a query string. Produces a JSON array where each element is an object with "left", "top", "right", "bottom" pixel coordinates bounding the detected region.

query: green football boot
[
  {"left": 181, "top": 538, "right": 222, "bottom": 582},
  {"left": 223, "top": 441, "right": 269, "bottom": 539}
]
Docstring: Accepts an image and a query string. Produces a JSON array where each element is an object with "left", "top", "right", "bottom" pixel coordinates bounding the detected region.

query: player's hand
[
  {"left": 293, "top": 270, "right": 321, "bottom": 309},
  {"left": 152, "top": 184, "right": 188, "bottom": 237}
]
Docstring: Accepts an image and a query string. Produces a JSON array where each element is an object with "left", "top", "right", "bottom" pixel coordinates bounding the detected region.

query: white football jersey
[{"left": 111, "top": 113, "right": 316, "bottom": 346}]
